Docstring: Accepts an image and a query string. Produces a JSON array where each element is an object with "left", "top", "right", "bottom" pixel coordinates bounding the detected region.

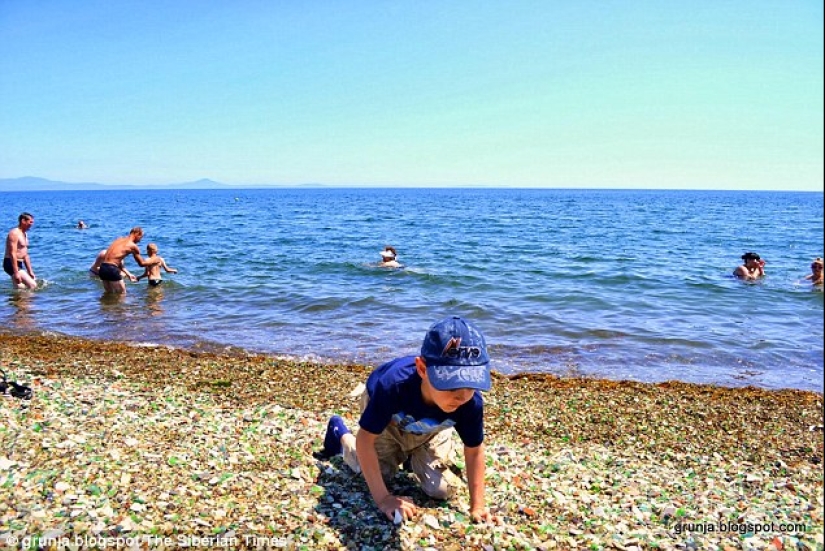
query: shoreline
[
  {"left": 1, "top": 333, "right": 823, "bottom": 550},
  {"left": 2, "top": 326, "right": 822, "bottom": 395}
]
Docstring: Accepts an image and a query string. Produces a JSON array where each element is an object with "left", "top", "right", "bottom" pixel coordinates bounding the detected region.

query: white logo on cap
[{"left": 433, "top": 365, "right": 486, "bottom": 383}]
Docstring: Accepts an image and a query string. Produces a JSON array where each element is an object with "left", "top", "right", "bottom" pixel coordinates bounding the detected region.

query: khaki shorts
[{"left": 341, "top": 390, "right": 461, "bottom": 500}]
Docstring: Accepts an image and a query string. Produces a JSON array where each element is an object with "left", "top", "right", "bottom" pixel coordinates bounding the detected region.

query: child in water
[
  {"left": 378, "top": 246, "right": 402, "bottom": 268},
  {"left": 136, "top": 243, "right": 178, "bottom": 287},
  {"left": 803, "top": 257, "right": 823, "bottom": 286}
]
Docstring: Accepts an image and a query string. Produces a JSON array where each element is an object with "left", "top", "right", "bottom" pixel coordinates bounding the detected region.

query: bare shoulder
[
  {"left": 104, "top": 237, "right": 133, "bottom": 260},
  {"left": 110, "top": 236, "right": 129, "bottom": 249}
]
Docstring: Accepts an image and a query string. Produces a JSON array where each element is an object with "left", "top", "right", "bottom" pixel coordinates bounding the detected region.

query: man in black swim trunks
[
  {"left": 98, "top": 227, "right": 150, "bottom": 294},
  {"left": 4, "top": 212, "right": 36, "bottom": 289}
]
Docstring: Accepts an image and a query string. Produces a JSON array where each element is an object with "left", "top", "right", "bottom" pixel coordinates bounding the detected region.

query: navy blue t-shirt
[{"left": 359, "top": 356, "right": 485, "bottom": 448}]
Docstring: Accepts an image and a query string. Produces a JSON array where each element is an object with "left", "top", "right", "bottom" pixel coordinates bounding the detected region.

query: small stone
[
  {"left": 422, "top": 514, "right": 439, "bottom": 530},
  {"left": 55, "top": 481, "right": 71, "bottom": 492}
]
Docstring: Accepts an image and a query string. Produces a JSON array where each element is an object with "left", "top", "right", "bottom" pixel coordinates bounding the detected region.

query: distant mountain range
[{"left": 0, "top": 177, "right": 328, "bottom": 192}]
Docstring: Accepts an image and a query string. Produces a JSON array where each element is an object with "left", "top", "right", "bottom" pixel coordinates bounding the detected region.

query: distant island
[
  {"left": 0, "top": 177, "right": 330, "bottom": 192},
  {"left": 3, "top": 178, "right": 808, "bottom": 193}
]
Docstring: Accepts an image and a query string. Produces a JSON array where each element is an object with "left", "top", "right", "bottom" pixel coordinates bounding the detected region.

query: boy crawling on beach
[
  {"left": 316, "top": 316, "right": 497, "bottom": 523},
  {"left": 136, "top": 243, "right": 177, "bottom": 287}
]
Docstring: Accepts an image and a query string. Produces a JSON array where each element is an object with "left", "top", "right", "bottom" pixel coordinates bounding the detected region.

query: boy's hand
[
  {"left": 470, "top": 508, "right": 502, "bottom": 524},
  {"left": 377, "top": 494, "right": 416, "bottom": 521}
]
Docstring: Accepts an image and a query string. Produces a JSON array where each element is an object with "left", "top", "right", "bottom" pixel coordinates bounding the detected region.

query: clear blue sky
[{"left": 1, "top": 1, "right": 822, "bottom": 190}]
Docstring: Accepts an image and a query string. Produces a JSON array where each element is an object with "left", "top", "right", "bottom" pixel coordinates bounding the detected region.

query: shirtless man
[
  {"left": 99, "top": 227, "right": 149, "bottom": 294},
  {"left": 89, "top": 248, "right": 136, "bottom": 280},
  {"left": 4, "top": 212, "right": 36, "bottom": 289},
  {"left": 733, "top": 252, "right": 765, "bottom": 281}
]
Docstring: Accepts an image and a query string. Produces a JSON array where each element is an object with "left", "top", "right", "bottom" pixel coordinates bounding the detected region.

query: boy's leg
[
  {"left": 358, "top": 388, "right": 407, "bottom": 480},
  {"left": 372, "top": 428, "right": 409, "bottom": 480},
  {"left": 318, "top": 388, "right": 404, "bottom": 479},
  {"left": 315, "top": 415, "right": 362, "bottom": 474},
  {"left": 408, "top": 430, "right": 461, "bottom": 500},
  {"left": 340, "top": 432, "right": 360, "bottom": 474},
  {"left": 317, "top": 416, "right": 351, "bottom": 458},
  {"left": 336, "top": 427, "right": 406, "bottom": 479}
]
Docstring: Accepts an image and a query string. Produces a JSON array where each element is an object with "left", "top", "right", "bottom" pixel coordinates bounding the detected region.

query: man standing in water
[
  {"left": 98, "top": 227, "right": 150, "bottom": 294},
  {"left": 4, "top": 212, "right": 36, "bottom": 289}
]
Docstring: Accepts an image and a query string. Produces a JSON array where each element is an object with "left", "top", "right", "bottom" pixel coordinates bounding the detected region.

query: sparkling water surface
[{"left": 1, "top": 188, "right": 822, "bottom": 391}]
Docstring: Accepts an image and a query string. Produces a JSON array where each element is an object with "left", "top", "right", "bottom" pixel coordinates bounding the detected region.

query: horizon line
[{"left": 0, "top": 176, "right": 821, "bottom": 193}]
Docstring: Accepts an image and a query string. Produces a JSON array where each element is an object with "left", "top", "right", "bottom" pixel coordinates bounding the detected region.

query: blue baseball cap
[{"left": 420, "top": 316, "right": 491, "bottom": 392}]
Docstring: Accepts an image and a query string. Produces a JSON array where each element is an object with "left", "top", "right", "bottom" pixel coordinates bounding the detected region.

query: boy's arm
[
  {"left": 138, "top": 256, "right": 161, "bottom": 277},
  {"left": 160, "top": 258, "right": 178, "bottom": 274},
  {"left": 464, "top": 443, "right": 495, "bottom": 523},
  {"left": 356, "top": 429, "right": 417, "bottom": 521}
]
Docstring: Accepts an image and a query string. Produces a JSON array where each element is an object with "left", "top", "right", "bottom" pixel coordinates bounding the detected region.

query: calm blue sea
[{"left": 1, "top": 188, "right": 822, "bottom": 391}]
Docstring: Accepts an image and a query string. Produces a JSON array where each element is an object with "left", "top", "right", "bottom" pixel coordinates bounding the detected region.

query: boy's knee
[
  {"left": 416, "top": 461, "right": 460, "bottom": 500},
  {"left": 420, "top": 472, "right": 457, "bottom": 500}
]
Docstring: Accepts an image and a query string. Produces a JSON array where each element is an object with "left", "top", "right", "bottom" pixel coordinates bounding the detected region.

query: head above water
[
  {"left": 147, "top": 243, "right": 158, "bottom": 255},
  {"left": 812, "top": 258, "right": 823, "bottom": 271},
  {"left": 741, "top": 252, "right": 761, "bottom": 262},
  {"left": 380, "top": 246, "right": 397, "bottom": 260},
  {"left": 129, "top": 227, "right": 144, "bottom": 241}
]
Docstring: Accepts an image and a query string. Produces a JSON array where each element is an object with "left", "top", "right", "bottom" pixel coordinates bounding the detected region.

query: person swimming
[
  {"left": 803, "top": 257, "right": 823, "bottom": 285},
  {"left": 733, "top": 252, "right": 765, "bottom": 280},
  {"left": 88, "top": 249, "right": 106, "bottom": 277},
  {"left": 379, "top": 246, "right": 401, "bottom": 268}
]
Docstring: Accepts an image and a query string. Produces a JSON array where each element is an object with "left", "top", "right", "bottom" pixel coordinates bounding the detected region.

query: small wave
[
  {"left": 33, "top": 279, "right": 54, "bottom": 290},
  {"left": 129, "top": 341, "right": 177, "bottom": 350}
]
